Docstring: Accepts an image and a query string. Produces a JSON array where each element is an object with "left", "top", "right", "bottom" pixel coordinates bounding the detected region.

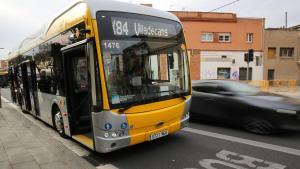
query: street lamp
[{"left": 0, "top": 47, "right": 4, "bottom": 108}]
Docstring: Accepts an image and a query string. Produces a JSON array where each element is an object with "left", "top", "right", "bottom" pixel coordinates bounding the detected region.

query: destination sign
[
  {"left": 111, "top": 17, "right": 178, "bottom": 38},
  {"left": 98, "top": 12, "right": 182, "bottom": 40}
]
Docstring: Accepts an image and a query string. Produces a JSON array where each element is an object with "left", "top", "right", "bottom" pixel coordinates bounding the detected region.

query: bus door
[
  {"left": 62, "top": 44, "right": 92, "bottom": 135},
  {"left": 15, "top": 66, "right": 23, "bottom": 106},
  {"left": 20, "top": 62, "right": 31, "bottom": 111},
  {"left": 26, "top": 61, "right": 40, "bottom": 116},
  {"left": 8, "top": 67, "right": 17, "bottom": 103}
]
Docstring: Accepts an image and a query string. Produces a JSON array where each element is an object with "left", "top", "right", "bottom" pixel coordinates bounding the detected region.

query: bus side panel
[{"left": 37, "top": 93, "right": 65, "bottom": 125}]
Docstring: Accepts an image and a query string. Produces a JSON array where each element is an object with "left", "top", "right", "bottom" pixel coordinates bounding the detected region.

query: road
[{"left": 1, "top": 88, "right": 300, "bottom": 169}]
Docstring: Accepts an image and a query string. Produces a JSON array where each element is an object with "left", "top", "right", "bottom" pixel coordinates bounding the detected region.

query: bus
[
  {"left": 7, "top": 0, "right": 191, "bottom": 153},
  {"left": 0, "top": 70, "right": 8, "bottom": 88}
]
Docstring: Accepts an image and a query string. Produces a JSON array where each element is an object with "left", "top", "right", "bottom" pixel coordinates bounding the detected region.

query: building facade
[
  {"left": 263, "top": 29, "right": 300, "bottom": 83},
  {"left": 171, "top": 11, "right": 265, "bottom": 81}
]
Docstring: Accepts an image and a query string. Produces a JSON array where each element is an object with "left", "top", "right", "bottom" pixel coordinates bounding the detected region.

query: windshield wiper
[
  {"left": 169, "top": 90, "right": 186, "bottom": 100},
  {"left": 118, "top": 99, "right": 145, "bottom": 113}
]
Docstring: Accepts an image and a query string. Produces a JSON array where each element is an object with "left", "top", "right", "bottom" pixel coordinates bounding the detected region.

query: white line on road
[{"left": 183, "top": 127, "right": 300, "bottom": 157}]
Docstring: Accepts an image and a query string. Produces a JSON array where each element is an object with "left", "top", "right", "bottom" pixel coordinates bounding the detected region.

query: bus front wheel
[{"left": 53, "top": 108, "right": 66, "bottom": 138}]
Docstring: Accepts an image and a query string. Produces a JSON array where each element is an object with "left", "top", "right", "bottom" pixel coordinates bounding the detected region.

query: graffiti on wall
[{"left": 201, "top": 69, "right": 239, "bottom": 80}]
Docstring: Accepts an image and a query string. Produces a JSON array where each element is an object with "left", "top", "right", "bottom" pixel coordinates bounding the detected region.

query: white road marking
[
  {"left": 1, "top": 96, "right": 119, "bottom": 169},
  {"left": 199, "top": 150, "right": 286, "bottom": 169},
  {"left": 182, "top": 127, "right": 300, "bottom": 157}
]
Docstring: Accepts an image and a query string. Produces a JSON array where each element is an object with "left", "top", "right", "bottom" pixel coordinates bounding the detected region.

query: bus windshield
[{"left": 97, "top": 12, "right": 190, "bottom": 108}]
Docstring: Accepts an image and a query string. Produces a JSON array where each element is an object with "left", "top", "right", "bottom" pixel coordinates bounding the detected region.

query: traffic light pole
[
  {"left": 246, "top": 62, "right": 249, "bottom": 81},
  {"left": 244, "top": 49, "right": 254, "bottom": 81}
]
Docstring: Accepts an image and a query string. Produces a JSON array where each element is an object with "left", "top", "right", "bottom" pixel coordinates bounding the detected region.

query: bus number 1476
[{"left": 103, "top": 42, "right": 120, "bottom": 49}]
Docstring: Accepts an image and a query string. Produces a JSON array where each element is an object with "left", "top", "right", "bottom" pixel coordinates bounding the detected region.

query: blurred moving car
[{"left": 191, "top": 80, "right": 300, "bottom": 135}]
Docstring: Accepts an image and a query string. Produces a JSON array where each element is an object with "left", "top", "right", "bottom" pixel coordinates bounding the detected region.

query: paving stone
[
  {"left": 28, "top": 147, "right": 60, "bottom": 165},
  {"left": 64, "top": 157, "right": 96, "bottom": 169},
  {"left": 12, "top": 161, "right": 40, "bottom": 169},
  {"left": 0, "top": 121, "right": 8, "bottom": 127},
  {"left": 0, "top": 161, "right": 12, "bottom": 169},
  {"left": 0, "top": 153, "right": 8, "bottom": 162},
  {"left": 0, "top": 143, "right": 4, "bottom": 152},
  {"left": 40, "top": 161, "right": 69, "bottom": 169},
  {"left": 2, "top": 140, "right": 23, "bottom": 149},
  {"left": 0, "top": 133, "right": 18, "bottom": 142},
  {"left": 5, "top": 147, "right": 27, "bottom": 156},
  {"left": 7, "top": 152, "right": 35, "bottom": 165},
  {"left": 5, "top": 147, "right": 34, "bottom": 165},
  {"left": 0, "top": 126, "right": 12, "bottom": 134},
  {"left": 22, "top": 140, "right": 44, "bottom": 149}
]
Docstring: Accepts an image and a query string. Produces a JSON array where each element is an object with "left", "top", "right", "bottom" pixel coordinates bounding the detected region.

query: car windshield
[
  {"left": 97, "top": 12, "right": 190, "bottom": 108},
  {"left": 224, "top": 81, "right": 259, "bottom": 95}
]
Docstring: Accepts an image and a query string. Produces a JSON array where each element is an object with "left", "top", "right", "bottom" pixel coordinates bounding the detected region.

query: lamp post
[{"left": 0, "top": 47, "right": 4, "bottom": 108}]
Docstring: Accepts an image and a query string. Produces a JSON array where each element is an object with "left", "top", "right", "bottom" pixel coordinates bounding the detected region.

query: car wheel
[
  {"left": 244, "top": 118, "right": 274, "bottom": 135},
  {"left": 53, "top": 109, "right": 66, "bottom": 138}
]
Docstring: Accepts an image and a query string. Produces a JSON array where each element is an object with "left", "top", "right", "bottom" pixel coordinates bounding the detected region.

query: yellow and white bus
[{"left": 7, "top": 0, "right": 191, "bottom": 153}]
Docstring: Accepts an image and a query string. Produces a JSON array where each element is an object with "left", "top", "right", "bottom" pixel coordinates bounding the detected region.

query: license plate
[{"left": 149, "top": 130, "right": 168, "bottom": 141}]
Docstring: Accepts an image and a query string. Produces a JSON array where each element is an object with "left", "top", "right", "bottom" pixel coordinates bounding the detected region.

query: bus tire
[{"left": 52, "top": 106, "right": 67, "bottom": 138}]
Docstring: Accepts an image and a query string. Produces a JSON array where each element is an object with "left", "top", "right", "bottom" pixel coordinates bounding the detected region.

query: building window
[
  {"left": 221, "top": 55, "right": 227, "bottom": 59},
  {"left": 201, "top": 33, "right": 213, "bottom": 42},
  {"left": 280, "top": 48, "right": 294, "bottom": 57},
  {"left": 217, "top": 68, "right": 231, "bottom": 79},
  {"left": 218, "top": 33, "right": 231, "bottom": 42},
  {"left": 246, "top": 33, "right": 253, "bottom": 43},
  {"left": 239, "top": 67, "right": 252, "bottom": 80},
  {"left": 267, "top": 47, "right": 276, "bottom": 59},
  {"left": 267, "top": 69, "right": 275, "bottom": 80},
  {"left": 256, "top": 56, "right": 262, "bottom": 66}
]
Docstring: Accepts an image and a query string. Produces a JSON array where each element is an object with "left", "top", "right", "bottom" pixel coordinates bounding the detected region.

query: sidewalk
[
  {"left": 0, "top": 99, "right": 96, "bottom": 169},
  {"left": 269, "top": 86, "right": 300, "bottom": 100}
]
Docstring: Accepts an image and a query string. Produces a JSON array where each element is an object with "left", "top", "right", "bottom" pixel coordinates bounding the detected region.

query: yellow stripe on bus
[
  {"left": 92, "top": 19, "right": 110, "bottom": 110},
  {"left": 72, "top": 135, "right": 94, "bottom": 150}
]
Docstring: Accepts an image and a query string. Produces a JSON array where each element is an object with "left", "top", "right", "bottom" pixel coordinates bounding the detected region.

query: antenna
[{"left": 285, "top": 12, "right": 288, "bottom": 28}]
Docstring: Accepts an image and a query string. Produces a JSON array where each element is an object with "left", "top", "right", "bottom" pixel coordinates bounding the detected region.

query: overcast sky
[{"left": 1, "top": 0, "right": 299, "bottom": 59}]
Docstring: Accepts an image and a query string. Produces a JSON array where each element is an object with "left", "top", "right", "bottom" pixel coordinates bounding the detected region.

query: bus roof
[{"left": 7, "top": 0, "right": 180, "bottom": 61}]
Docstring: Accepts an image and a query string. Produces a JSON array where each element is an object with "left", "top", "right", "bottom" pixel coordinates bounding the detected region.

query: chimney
[{"left": 285, "top": 12, "right": 288, "bottom": 28}]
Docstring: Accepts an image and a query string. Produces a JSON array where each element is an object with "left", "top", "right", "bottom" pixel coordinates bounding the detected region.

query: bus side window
[{"left": 34, "top": 40, "right": 64, "bottom": 96}]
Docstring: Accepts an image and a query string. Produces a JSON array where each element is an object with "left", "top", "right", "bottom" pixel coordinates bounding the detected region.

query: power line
[{"left": 208, "top": 0, "right": 241, "bottom": 12}]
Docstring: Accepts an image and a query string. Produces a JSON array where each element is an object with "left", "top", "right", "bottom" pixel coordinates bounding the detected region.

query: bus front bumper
[{"left": 94, "top": 115, "right": 189, "bottom": 153}]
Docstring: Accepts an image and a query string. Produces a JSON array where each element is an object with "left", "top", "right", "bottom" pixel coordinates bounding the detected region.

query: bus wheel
[{"left": 54, "top": 109, "right": 66, "bottom": 138}]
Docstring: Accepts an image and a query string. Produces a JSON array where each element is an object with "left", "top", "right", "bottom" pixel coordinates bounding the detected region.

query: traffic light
[
  {"left": 248, "top": 49, "right": 254, "bottom": 62},
  {"left": 244, "top": 49, "right": 254, "bottom": 63},
  {"left": 244, "top": 53, "right": 249, "bottom": 62}
]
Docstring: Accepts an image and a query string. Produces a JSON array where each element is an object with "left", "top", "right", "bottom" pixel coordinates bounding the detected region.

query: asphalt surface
[{"left": 1, "top": 88, "right": 300, "bottom": 169}]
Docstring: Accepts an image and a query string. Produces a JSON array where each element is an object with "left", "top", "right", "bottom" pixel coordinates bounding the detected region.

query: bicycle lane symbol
[{"left": 185, "top": 150, "right": 287, "bottom": 169}]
